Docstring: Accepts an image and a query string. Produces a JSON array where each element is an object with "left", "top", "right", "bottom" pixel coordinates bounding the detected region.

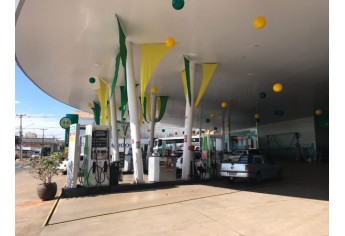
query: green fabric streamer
[
  {"left": 184, "top": 56, "right": 191, "bottom": 106},
  {"left": 109, "top": 52, "right": 121, "bottom": 99},
  {"left": 155, "top": 96, "right": 169, "bottom": 122},
  {"left": 92, "top": 102, "right": 101, "bottom": 125},
  {"left": 120, "top": 86, "right": 127, "bottom": 120},
  {"left": 116, "top": 15, "right": 127, "bottom": 101},
  {"left": 139, "top": 97, "right": 148, "bottom": 122}
]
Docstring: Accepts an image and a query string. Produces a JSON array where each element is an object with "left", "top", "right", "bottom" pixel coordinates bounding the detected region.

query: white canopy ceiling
[{"left": 15, "top": 0, "right": 329, "bottom": 131}]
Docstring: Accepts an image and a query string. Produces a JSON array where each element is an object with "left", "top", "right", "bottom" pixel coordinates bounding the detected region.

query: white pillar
[
  {"left": 126, "top": 40, "right": 144, "bottom": 183},
  {"left": 147, "top": 93, "right": 157, "bottom": 158},
  {"left": 109, "top": 86, "right": 120, "bottom": 162},
  {"left": 181, "top": 62, "right": 195, "bottom": 180}
]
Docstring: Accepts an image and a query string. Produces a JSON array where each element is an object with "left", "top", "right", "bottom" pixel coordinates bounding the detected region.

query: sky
[{"left": 15, "top": 65, "right": 77, "bottom": 140}]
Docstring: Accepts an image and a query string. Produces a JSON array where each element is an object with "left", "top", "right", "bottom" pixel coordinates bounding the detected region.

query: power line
[{"left": 16, "top": 114, "right": 26, "bottom": 160}]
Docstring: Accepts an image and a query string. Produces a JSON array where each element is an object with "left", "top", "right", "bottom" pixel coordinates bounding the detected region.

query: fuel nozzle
[
  {"left": 92, "top": 161, "right": 96, "bottom": 173},
  {"left": 103, "top": 161, "right": 108, "bottom": 173}
]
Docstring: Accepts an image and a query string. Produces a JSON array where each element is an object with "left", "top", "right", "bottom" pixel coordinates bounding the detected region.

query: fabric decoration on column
[
  {"left": 183, "top": 56, "right": 192, "bottom": 107},
  {"left": 109, "top": 52, "right": 121, "bottom": 99},
  {"left": 120, "top": 86, "right": 128, "bottom": 120},
  {"left": 140, "top": 43, "right": 172, "bottom": 110},
  {"left": 181, "top": 70, "right": 188, "bottom": 99},
  {"left": 96, "top": 78, "right": 109, "bottom": 125},
  {"left": 155, "top": 96, "right": 169, "bottom": 122},
  {"left": 92, "top": 102, "right": 101, "bottom": 125},
  {"left": 194, "top": 64, "right": 218, "bottom": 108}
]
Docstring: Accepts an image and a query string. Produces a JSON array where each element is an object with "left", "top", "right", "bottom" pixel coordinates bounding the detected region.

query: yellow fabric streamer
[
  {"left": 96, "top": 78, "right": 109, "bottom": 125},
  {"left": 194, "top": 64, "right": 218, "bottom": 108},
  {"left": 181, "top": 70, "right": 187, "bottom": 99},
  {"left": 140, "top": 44, "right": 172, "bottom": 110}
]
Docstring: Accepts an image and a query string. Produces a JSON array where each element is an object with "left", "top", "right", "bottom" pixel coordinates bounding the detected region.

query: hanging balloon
[
  {"left": 254, "top": 113, "right": 260, "bottom": 120},
  {"left": 214, "top": 127, "right": 218, "bottom": 130},
  {"left": 253, "top": 16, "right": 267, "bottom": 29},
  {"left": 221, "top": 101, "right": 228, "bottom": 109},
  {"left": 89, "top": 77, "right": 96, "bottom": 84},
  {"left": 151, "top": 86, "right": 158, "bottom": 93},
  {"left": 162, "top": 129, "right": 166, "bottom": 133},
  {"left": 259, "top": 92, "right": 267, "bottom": 99},
  {"left": 172, "top": 0, "right": 184, "bottom": 10},
  {"left": 210, "top": 113, "right": 215, "bottom": 118},
  {"left": 175, "top": 132, "right": 178, "bottom": 135},
  {"left": 273, "top": 83, "right": 283, "bottom": 93},
  {"left": 165, "top": 37, "right": 176, "bottom": 47},
  {"left": 315, "top": 109, "right": 323, "bottom": 116},
  {"left": 182, "top": 131, "right": 185, "bottom": 134},
  {"left": 87, "top": 102, "right": 93, "bottom": 108},
  {"left": 206, "top": 118, "right": 210, "bottom": 123}
]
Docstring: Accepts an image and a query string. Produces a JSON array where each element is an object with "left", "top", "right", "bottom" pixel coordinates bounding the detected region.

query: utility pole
[
  {"left": 40, "top": 128, "right": 47, "bottom": 156},
  {"left": 16, "top": 114, "right": 26, "bottom": 160}
]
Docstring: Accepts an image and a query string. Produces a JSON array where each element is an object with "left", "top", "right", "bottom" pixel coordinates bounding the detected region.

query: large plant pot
[{"left": 37, "top": 182, "right": 57, "bottom": 201}]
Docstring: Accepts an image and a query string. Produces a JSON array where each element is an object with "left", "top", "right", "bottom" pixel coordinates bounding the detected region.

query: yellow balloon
[
  {"left": 221, "top": 101, "right": 228, "bottom": 109},
  {"left": 151, "top": 86, "right": 158, "bottom": 94},
  {"left": 315, "top": 109, "right": 322, "bottom": 116},
  {"left": 254, "top": 113, "right": 260, "bottom": 119},
  {"left": 210, "top": 113, "right": 215, "bottom": 118},
  {"left": 87, "top": 102, "right": 92, "bottom": 108},
  {"left": 253, "top": 16, "right": 267, "bottom": 29},
  {"left": 273, "top": 83, "right": 283, "bottom": 93},
  {"left": 166, "top": 37, "right": 176, "bottom": 47}
]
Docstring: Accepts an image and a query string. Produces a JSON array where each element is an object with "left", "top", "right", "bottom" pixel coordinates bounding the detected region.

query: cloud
[
  {"left": 15, "top": 100, "right": 20, "bottom": 104},
  {"left": 15, "top": 113, "right": 66, "bottom": 140}
]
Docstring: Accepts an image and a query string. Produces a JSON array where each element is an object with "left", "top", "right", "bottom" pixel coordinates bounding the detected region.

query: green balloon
[
  {"left": 89, "top": 77, "right": 96, "bottom": 84},
  {"left": 172, "top": 0, "right": 184, "bottom": 10},
  {"left": 259, "top": 92, "right": 267, "bottom": 99},
  {"left": 162, "top": 129, "right": 166, "bottom": 133}
]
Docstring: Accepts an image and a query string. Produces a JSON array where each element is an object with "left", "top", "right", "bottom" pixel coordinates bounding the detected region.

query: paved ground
[{"left": 15, "top": 159, "right": 329, "bottom": 236}]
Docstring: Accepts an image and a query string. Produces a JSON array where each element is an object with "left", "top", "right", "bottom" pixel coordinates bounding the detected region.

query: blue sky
[{"left": 15, "top": 64, "right": 76, "bottom": 140}]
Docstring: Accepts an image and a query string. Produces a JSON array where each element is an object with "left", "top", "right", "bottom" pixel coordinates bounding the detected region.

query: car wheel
[{"left": 276, "top": 169, "right": 283, "bottom": 180}]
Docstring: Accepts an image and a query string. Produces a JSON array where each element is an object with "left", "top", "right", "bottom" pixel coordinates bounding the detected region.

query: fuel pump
[{"left": 82, "top": 125, "right": 111, "bottom": 187}]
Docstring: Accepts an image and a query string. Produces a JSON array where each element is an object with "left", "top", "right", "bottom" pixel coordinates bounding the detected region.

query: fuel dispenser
[{"left": 81, "top": 124, "right": 111, "bottom": 187}]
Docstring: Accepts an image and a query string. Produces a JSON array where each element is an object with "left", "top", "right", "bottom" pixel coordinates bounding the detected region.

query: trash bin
[{"left": 110, "top": 161, "right": 120, "bottom": 186}]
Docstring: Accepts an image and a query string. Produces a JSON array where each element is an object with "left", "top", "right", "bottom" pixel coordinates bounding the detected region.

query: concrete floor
[{"left": 15, "top": 159, "right": 329, "bottom": 236}]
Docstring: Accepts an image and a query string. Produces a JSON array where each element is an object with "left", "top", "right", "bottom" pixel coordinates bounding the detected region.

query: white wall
[{"left": 257, "top": 117, "right": 316, "bottom": 147}]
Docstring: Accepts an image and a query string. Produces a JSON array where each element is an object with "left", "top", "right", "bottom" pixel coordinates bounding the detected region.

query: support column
[
  {"left": 181, "top": 62, "right": 195, "bottom": 180},
  {"left": 126, "top": 40, "right": 144, "bottom": 183},
  {"left": 147, "top": 92, "right": 157, "bottom": 158},
  {"left": 109, "top": 86, "right": 120, "bottom": 162}
]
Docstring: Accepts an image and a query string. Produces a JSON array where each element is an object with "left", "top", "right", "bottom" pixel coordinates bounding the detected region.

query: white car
[{"left": 58, "top": 159, "right": 68, "bottom": 175}]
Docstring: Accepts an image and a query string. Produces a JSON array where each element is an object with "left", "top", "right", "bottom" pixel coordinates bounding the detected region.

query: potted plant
[{"left": 25, "top": 152, "right": 64, "bottom": 200}]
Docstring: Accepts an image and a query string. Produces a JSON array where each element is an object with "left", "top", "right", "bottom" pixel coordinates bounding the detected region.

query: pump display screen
[
  {"left": 92, "top": 130, "right": 108, "bottom": 147},
  {"left": 91, "top": 130, "right": 109, "bottom": 160}
]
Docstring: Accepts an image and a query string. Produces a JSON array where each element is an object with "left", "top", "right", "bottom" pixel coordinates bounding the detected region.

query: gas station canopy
[{"left": 15, "top": 0, "right": 328, "bottom": 130}]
